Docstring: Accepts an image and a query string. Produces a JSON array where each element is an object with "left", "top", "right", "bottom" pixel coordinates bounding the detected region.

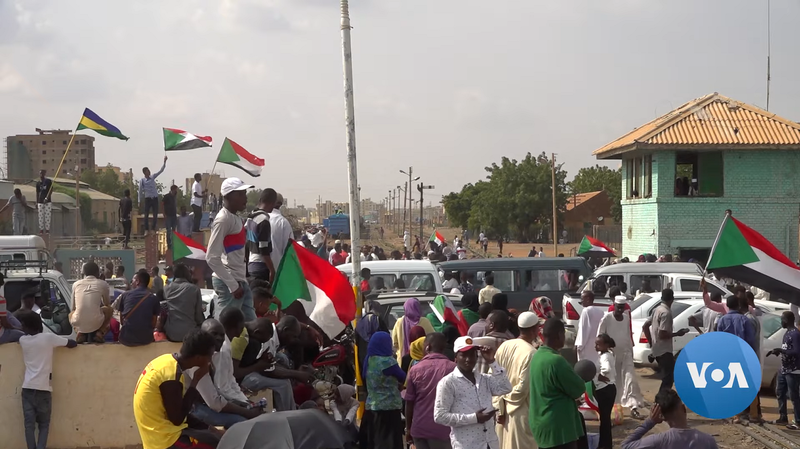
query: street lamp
[{"left": 399, "top": 168, "right": 420, "bottom": 237}]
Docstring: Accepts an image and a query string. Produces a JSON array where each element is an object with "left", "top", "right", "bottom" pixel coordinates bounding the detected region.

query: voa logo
[{"left": 674, "top": 332, "right": 761, "bottom": 419}]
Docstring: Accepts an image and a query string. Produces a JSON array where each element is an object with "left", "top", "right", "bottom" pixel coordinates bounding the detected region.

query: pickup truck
[{"left": 2, "top": 260, "right": 76, "bottom": 338}]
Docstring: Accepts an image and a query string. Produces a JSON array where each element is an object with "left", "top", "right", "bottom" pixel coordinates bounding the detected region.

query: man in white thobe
[
  {"left": 598, "top": 296, "right": 646, "bottom": 419},
  {"left": 493, "top": 312, "right": 541, "bottom": 449},
  {"left": 575, "top": 291, "right": 605, "bottom": 368}
]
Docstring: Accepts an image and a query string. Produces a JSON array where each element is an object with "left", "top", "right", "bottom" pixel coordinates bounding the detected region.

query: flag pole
[
  {"left": 47, "top": 121, "right": 81, "bottom": 199},
  {"left": 703, "top": 210, "right": 732, "bottom": 275}
]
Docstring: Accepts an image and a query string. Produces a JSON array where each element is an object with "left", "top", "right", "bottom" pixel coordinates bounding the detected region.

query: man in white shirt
[
  {"left": 434, "top": 336, "right": 512, "bottom": 449},
  {"left": 456, "top": 242, "right": 468, "bottom": 260},
  {"left": 191, "top": 173, "right": 206, "bottom": 232},
  {"left": 479, "top": 274, "right": 501, "bottom": 305},
  {"left": 269, "top": 193, "right": 294, "bottom": 271},
  {"left": 188, "top": 319, "right": 262, "bottom": 428},
  {"left": 69, "top": 261, "right": 112, "bottom": 344},
  {"left": 575, "top": 291, "right": 605, "bottom": 367},
  {"left": 598, "top": 296, "right": 645, "bottom": 418},
  {"left": 403, "top": 231, "right": 410, "bottom": 251},
  {"left": 206, "top": 178, "right": 256, "bottom": 321}
]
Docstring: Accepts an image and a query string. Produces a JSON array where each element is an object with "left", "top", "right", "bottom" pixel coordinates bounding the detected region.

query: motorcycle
[{"left": 311, "top": 326, "right": 356, "bottom": 399}]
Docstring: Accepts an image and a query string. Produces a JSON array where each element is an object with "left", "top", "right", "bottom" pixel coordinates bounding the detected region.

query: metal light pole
[
  {"left": 399, "top": 168, "right": 420, "bottom": 239},
  {"left": 551, "top": 153, "right": 558, "bottom": 257},
  {"left": 340, "top": 0, "right": 361, "bottom": 284},
  {"left": 418, "top": 183, "right": 434, "bottom": 241}
]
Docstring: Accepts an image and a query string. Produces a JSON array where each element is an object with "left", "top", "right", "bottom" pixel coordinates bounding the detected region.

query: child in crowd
[
  {"left": 332, "top": 384, "right": 360, "bottom": 440},
  {"left": 17, "top": 309, "right": 77, "bottom": 449},
  {"left": 595, "top": 333, "right": 618, "bottom": 449}
]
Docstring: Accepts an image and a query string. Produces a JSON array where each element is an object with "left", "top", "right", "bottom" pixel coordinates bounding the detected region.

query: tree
[
  {"left": 442, "top": 152, "right": 568, "bottom": 242},
  {"left": 567, "top": 165, "right": 622, "bottom": 222}
]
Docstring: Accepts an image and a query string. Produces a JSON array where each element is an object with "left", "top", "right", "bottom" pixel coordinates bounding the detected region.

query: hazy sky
[{"left": 2, "top": 0, "right": 798, "bottom": 208}]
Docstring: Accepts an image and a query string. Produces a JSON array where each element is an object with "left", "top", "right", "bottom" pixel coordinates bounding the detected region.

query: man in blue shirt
[
  {"left": 716, "top": 295, "right": 756, "bottom": 349},
  {"left": 138, "top": 156, "right": 167, "bottom": 235},
  {"left": 767, "top": 310, "right": 800, "bottom": 429}
]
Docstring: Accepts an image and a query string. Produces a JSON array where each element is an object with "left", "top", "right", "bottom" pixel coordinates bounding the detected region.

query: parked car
[
  {"left": 366, "top": 291, "right": 463, "bottom": 331},
  {"left": 626, "top": 292, "right": 787, "bottom": 322},
  {"left": 1, "top": 260, "right": 75, "bottom": 338},
  {"left": 338, "top": 260, "right": 443, "bottom": 293},
  {"left": 632, "top": 301, "right": 784, "bottom": 389},
  {"left": 564, "top": 272, "right": 731, "bottom": 330},
  {"left": 436, "top": 257, "right": 591, "bottom": 313}
]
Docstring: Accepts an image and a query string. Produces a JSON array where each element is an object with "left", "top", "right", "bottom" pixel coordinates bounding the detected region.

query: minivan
[
  {"left": 337, "top": 260, "right": 443, "bottom": 293},
  {"left": 436, "top": 257, "right": 592, "bottom": 312}
]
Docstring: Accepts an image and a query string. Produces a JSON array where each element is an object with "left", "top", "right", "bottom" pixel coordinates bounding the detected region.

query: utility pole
[
  {"left": 402, "top": 181, "right": 408, "bottom": 237},
  {"left": 339, "top": 0, "right": 361, "bottom": 286},
  {"left": 551, "top": 153, "right": 558, "bottom": 257},
  {"left": 418, "top": 183, "right": 434, "bottom": 241},
  {"left": 75, "top": 165, "right": 81, "bottom": 236}
]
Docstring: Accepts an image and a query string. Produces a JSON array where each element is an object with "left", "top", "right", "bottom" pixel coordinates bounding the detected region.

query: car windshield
[
  {"left": 630, "top": 295, "right": 654, "bottom": 312},
  {"left": 761, "top": 315, "right": 783, "bottom": 338},
  {"left": 383, "top": 297, "right": 462, "bottom": 330},
  {"left": 671, "top": 301, "right": 690, "bottom": 316}
]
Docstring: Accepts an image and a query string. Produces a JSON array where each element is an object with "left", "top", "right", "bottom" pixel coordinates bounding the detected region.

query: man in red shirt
[{"left": 360, "top": 268, "right": 372, "bottom": 295}]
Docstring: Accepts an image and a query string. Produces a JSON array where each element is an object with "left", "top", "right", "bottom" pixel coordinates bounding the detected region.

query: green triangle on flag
[
  {"left": 707, "top": 216, "right": 759, "bottom": 270},
  {"left": 272, "top": 244, "right": 313, "bottom": 309}
]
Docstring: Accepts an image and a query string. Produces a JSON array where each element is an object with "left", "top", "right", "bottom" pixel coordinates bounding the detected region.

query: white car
[
  {"left": 564, "top": 274, "right": 731, "bottom": 330},
  {"left": 628, "top": 292, "right": 789, "bottom": 322},
  {"left": 633, "top": 302, "right": 787, "bottom": 389}
]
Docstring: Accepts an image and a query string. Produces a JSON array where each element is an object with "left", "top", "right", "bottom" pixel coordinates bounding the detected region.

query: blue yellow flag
[{"left": 76, "top": 108, "right": 129, "bottom": 140}]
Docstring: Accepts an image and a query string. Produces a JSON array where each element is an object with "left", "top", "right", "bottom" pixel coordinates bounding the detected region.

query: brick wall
[{"left": 621, "top": 149, "right": 800, "bottom": 260}]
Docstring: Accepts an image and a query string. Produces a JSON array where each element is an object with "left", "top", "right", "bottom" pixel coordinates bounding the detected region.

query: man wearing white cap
[
  {"left": 598, "top": 296, "right": 645, "bottom": 419},
  {"left": 493, "top": 311, "right": 542, "bottom": 449},
  {"left": 434, "top": 335, "right": 512, "bottom": 449},
  {"left": 206, "top": 178, "right": 256, "bottom": 321}
]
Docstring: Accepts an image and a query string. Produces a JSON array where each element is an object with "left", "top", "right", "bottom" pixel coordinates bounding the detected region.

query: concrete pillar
[{"left": 145, "top": 233, "right": 158, "bottom": 270}]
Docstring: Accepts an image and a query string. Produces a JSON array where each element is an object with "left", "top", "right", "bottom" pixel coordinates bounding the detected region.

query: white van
[
  {"left": 1, "top": 259, "right": 75, "bottom": 338},
  {"left": 0, "top": 235, "right": 51, "bottom": 265},
  {"left": 337, "top": 260, "right": 444, "bottom": 293}
]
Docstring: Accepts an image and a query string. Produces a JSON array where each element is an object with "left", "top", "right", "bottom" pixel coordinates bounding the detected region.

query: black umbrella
[{"left": 218, "top": 410, "right": 351, "bottom": 449}]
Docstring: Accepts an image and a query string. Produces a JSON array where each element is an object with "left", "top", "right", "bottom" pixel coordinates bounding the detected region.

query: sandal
[
  {"left": 631, "top": 409, "right": 643, "bottom": 420},
  {"left": 787, "top": 423, "right": 799, "bottom": 430}
]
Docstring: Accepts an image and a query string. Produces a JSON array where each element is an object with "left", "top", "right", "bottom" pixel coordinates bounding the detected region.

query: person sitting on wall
[
  {"left": 69, "top": 262, "right": 113, "bottom": 344},
  {"left": 116, "top": 270, "right": 161, "bottom": 347}
]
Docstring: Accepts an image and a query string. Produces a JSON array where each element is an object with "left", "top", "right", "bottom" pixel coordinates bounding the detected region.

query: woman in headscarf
[
  {"left": 391, "top": 298, "right": 434, "bottom": 365},
  {"left": 365, "top": 331, "right": 405, "bottom": 449},
  {"left": 457, "top": 292, "right": 481, "bottom": 329},
  {"left": 491, "top": 293, "right": 520, "bottom": 337},
  {"left": 400, "top": 326, "right": 426, "bottom": 373},
  {"left": 529, "top": 296, "right": 555, "bottom": 320},
  {"left": 356, "top": 300, "right": 389, "bottom": 376}
]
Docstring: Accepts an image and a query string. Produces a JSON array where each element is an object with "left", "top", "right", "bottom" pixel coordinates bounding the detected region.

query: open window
[
  {"left": 675, "top": 152, "right": 723, "bottom": 197},
  {"left": 626, "top": 157, "right": 641, "bottom": 198}
]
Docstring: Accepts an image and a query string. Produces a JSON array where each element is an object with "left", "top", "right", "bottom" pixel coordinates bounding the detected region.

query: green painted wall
[{"left": 621, "top": 150, "right": 800, "bottom": 261}]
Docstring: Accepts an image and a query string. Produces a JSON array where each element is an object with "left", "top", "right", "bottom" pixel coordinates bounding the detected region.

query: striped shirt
[{"left": 207, "top": 207, "right": 247, "bottom": 292}]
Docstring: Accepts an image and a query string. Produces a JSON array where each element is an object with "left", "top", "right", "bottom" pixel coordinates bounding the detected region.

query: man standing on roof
[
  {"left": 0, "top": 188, "right": 28, "bottom": 235},
  {"left": 207, "top": 178, "right": 256, "bottom": 321},
  {"left": 35, "top": 170, "right": 52, "bottom": 235},
  {"left": 138, "top": 156, "right": 167, "bottom": 235}
]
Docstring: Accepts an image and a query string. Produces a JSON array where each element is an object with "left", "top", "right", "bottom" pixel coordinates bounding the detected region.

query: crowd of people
[{"left": 4, "top": 168, "right": 800, "bottom": 449}]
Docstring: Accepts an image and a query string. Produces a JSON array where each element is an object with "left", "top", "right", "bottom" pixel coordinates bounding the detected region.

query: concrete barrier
[{"left": 0, "top": 341, "right": 182, "bottom": 449}]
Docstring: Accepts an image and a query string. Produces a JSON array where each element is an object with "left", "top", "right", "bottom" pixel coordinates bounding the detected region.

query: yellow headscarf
[{"left": 409, "top": 337, "right": 426, "bottom": 361}]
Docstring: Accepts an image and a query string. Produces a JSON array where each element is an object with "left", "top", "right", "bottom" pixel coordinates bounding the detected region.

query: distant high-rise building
[{"left": 5, "top": 129, "right": 96, "bottom": 181}]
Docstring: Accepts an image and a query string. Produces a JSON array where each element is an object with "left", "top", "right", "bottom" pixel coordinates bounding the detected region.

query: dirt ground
[{"left": 584, "top": 365, "right": 799, "bottom": 448}]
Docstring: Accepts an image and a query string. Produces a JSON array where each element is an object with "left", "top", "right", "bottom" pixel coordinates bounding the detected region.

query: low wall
[{"left": 0, "top": 341, "right": 182, "bottom": 449}]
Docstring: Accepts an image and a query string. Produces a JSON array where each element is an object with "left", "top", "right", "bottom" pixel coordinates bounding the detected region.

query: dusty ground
[{"left": 583, "top": 365, "right": 800, "bottom": 448}]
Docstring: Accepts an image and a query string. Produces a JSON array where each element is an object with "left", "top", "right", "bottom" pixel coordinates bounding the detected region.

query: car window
[
  {"left": 761, "top": 315, "right": 782, "bottom": 338},
  {"left": 369, "top": 274, "right": 397, "bottom": 291},
  {"left": 475, "top": 270, "right": 515, "bottom": 291},
  {"left": 671, "top": 302, "right": 690, "bottom": 317},
  {"left": 385, "top": 301, "right": 434, "bottom": 330},
  {"left": 680, "top": 279, "right": 701, "bottom": 292},
  {"left": 630, "top": 295, "right": 653, "bottom": 312},
  {"left": 401, "top": 274, "right": 436, "bottom": 292},
  {"left": 630, "top": 275, "right": 663, "bottom": 293},
  {"left": 520, "top": 269, "right": 565, "bottom": 292}
]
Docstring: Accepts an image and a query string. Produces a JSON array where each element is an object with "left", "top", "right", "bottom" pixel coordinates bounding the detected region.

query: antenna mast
[{"left": 766, "top": 0, "right": 771, "bottom": 111}]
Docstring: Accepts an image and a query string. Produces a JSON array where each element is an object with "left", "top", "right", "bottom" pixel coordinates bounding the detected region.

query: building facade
[
  {"left": 6, "top": 129, "right": 96, "bottom": 181},
  {"left": 594, "top": 93, "right": 800, "bottom": 263}
]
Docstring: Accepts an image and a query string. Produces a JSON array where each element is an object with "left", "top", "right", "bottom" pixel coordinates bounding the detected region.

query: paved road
[{"left": 589, "top": 365, "right": 799, "bottom": 448}]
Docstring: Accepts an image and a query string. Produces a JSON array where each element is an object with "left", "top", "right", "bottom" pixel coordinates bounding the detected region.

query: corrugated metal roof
[
  {"left": 566, "top": 191, "right": 602, "bottom": 211},
  {"left": 593, "top": 93, "right": 800, "bottom": 158}
]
